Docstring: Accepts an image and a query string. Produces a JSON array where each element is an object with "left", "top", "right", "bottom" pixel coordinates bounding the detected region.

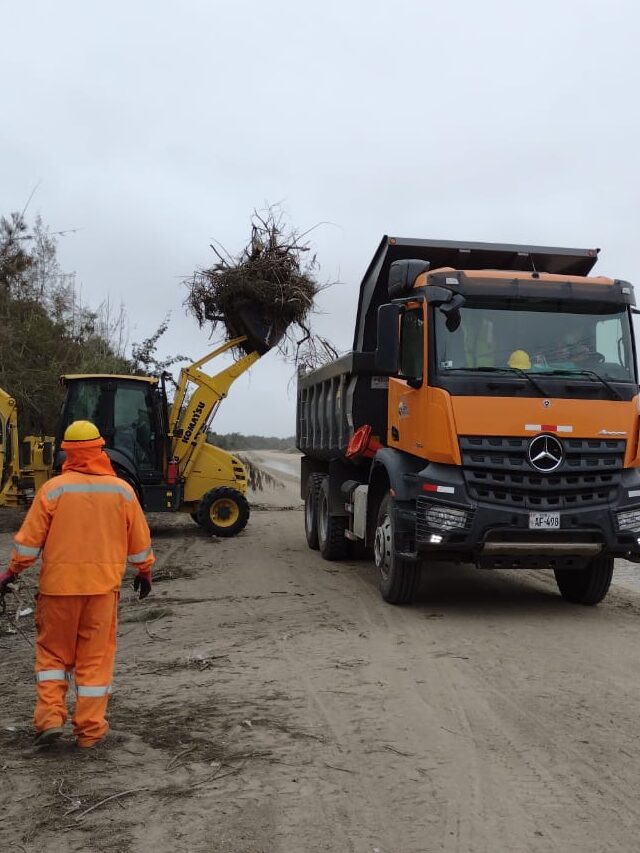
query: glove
[
  {"left": 0, "top": 570, "right": 17, "bottom": 594},
  {"left": 133, "top": 572, "right": 152, "bottom": 600}
]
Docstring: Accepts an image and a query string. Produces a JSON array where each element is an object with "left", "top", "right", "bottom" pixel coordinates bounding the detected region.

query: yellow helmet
[
  {"left": 63, "top": 420, "right": 101, "bottom": 442},
  {"left": 507, "top": 349, "right": 532, "bottom": 370}
]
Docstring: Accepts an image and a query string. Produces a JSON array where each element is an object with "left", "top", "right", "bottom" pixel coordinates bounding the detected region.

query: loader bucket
[{"left": 224, "top": 303, "right": 288, "bottom": 355}]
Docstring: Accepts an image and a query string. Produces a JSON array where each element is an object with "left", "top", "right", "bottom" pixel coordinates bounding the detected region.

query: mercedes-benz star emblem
[{"left": 528, "top": 434, "right": 564, "bottom": 473}]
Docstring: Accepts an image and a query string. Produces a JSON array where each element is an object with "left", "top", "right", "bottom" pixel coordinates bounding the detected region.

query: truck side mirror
[
  {"left": 388, "top": 259, "right": 430, "bottom": 297},
  {"left": 375, "top": 304, "right": 401, "bottom": 374},
  {"left": 440, "top": 293, "right": 466, "bottom": 332}
]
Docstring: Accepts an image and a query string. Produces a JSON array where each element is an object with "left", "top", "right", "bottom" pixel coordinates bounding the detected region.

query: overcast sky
[{"left": 2, "top": 0, "right": 639, "bottom": 436}]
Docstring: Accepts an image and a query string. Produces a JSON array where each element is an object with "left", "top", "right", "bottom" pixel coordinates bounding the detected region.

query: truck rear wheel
[
  {"left": 304, "top": 473, "right": 324, "bottom": 550},
  {"left": 374, "top": 494, "right": 419, "bottom": 605},
  {"left": 554, "top": 555, "right": 614, "bottom": 605},
  {"left": 317, "top": 477, "right": 349, "bottom": 560},
  {"left": 196, "top": 487, "right": 250, "bottom": 537}
]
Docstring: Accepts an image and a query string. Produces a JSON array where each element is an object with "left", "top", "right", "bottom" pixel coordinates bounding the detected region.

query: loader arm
[{"left": 168, "top": 336, "right": 261, "bottom": 478}]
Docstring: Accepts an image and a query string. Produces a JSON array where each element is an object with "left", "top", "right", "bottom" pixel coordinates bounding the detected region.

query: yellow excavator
[
  {"left": 55, "top": 336, "right": 262, "bottom": 536},
  {"left": 0, "top": 388, "right": 53, "bottom": 508}
]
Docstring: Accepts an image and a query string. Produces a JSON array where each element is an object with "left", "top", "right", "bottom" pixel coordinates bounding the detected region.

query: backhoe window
[
  {"left": 65, "top": 382, "right": 109, "bottom": 435},
  {"left": 113, "top": 385, "right": 156, "bottom": 471},
  {"left": 64, "top": 381, "right": 157, "bottom": 472}
]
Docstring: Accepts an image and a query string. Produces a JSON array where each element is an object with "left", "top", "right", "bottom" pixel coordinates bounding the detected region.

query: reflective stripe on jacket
[{"left": 9, "top": 472, "right": 154, "bottom": 594}]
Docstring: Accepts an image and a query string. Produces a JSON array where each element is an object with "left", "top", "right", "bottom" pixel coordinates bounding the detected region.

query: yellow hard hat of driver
[
  {"left": 507, "top": 349, "right": 532, "bottom": 370},
  {"left": 63, "top": 420, "right": 101, "bottom": 442}
]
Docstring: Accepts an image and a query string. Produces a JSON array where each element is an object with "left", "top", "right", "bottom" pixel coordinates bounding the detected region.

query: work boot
[
  {"left": 76, "top": 732, "right": 108, "bottom": 750},
  {"left": 34, "top": 726, "right": 64, "bottom": 747}
]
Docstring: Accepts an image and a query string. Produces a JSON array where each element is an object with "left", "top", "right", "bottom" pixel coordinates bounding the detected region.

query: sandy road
[{"left": 2, "top": 464, "right": 640, "bottom": 851}]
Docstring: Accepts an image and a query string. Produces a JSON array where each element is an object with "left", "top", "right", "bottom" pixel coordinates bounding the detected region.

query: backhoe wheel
[
  {"left": 554, "top": 555, "right": 614, "bottom": 605},
  {"left": 197, "top": 487, "right": 250, "bottom": 537},
  {"left": 114, "top": 467, "right": 142, "bottom": 505},
  {"left": 317, "top": 477, "right": 349, "bottom": 561},
  {"left": 374, "top": 494, "right": 419, "bottom": 605},
  {"left": 190, "top": 513, "right": 199, "bottom": 525},
  {"left": 304, "top": 473, "right": 324, "bottom": 550}
]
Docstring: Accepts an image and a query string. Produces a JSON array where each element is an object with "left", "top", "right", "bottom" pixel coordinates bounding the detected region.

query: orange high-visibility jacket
[{"left": 9, "top": 472, "right": 154, "bottom": 595}]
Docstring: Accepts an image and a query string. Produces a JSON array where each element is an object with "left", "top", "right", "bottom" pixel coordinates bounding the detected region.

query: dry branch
[
  {"left": 144, "top": 621, "right": 171, "bottom": 642},
  {"left": 236, "top": 454, "right": 284, "bottom": 492},
  {"left": 75, "top": 786, "right": 148, "bottom": 821},
  {"left": 165, "top": 745, "right": 197, "bottom": 771},
  {"left": 0, "top": 580, "right": 35, "bottom": 646}
]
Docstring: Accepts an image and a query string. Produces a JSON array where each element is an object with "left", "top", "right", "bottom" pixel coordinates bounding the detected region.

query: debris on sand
[{"left": 236, "top": 454, "right": 284, "bottom": 493}]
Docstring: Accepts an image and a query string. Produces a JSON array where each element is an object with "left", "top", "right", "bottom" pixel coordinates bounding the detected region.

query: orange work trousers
[{"left": 34, "top": 592, "right": 118, "bottom": 747}]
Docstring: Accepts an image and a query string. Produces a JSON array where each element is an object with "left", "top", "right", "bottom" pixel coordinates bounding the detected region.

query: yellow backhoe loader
[
  {"left": 0, "top": 388, "right": 53, "bottom": 508},
  {"left": 56, "top": 337, "right": 261, "bottom": 536}
]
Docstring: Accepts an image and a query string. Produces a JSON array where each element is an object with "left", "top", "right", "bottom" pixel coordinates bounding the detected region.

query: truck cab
[{"left": 297, "top": 238, "right": 640, "bottom": 606}]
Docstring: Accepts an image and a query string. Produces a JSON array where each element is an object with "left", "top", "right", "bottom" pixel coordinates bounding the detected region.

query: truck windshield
[{"left": 435, "top": 304, "right": 636, "bottom": 382}]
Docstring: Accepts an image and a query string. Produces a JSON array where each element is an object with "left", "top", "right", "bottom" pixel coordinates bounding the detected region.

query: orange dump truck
[{"left": 297, "top": 237, "right": 640, "bottom": 606}]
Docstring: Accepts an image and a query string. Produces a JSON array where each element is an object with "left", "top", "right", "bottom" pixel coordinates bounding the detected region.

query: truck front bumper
[{"left": 396, "top": 467, "right": 640, "bottom": 568}]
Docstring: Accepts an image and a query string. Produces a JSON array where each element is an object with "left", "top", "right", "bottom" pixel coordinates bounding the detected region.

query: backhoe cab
[{"left": 57, "top": 338, "right": 259, "bottom": 537}]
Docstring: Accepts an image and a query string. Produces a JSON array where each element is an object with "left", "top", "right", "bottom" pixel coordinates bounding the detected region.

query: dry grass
[{"left": 120, "top": 605, "right": 173, "bottom": 624}]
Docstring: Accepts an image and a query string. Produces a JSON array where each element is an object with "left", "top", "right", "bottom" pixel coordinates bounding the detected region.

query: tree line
[
  {"left": 0, "top": 211, "right": 174, "bottom": 436},
  {"left": 207, "top": 432, "right": 296, "bottom": 451},
  {"left": 0, "top": 210, "right": 298, "bottom": 447}
]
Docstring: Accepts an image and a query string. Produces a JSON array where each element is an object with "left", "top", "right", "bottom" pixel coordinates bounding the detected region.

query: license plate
[{"left": 529, "top": 512, "right": 560, "bottom": 530}]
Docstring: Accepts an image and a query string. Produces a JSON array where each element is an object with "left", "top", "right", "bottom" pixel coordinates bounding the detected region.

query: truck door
[{"left": 388, "top": 305, "right": 426, "bottom": 454}]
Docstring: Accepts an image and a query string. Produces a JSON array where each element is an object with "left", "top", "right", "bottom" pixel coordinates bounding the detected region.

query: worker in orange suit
[{"left": 0, "top": 420, "right": 154, "bottom": 748}]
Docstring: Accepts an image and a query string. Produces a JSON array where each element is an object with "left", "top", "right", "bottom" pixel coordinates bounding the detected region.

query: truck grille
[{"left": 459, "top": 436, "right": 625, "bottom": 510}]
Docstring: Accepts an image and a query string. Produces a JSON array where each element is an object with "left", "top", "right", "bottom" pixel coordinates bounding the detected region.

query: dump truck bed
[{"left": 296, "top": 354, "right": 388, "bottom": 460}]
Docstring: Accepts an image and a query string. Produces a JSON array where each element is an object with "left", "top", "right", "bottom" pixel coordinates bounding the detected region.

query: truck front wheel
[
  {"left": 317, "top": 477, "right": 349, "bottom": 560},
  {"left": 196, "top": 487, "right": 250, "bottom": 537},
  {"left": 374, "top": 494, "right": 419, "bottom": 605},
  {"left": 554, "top": 555, "right": 614, "bottom": 605}
]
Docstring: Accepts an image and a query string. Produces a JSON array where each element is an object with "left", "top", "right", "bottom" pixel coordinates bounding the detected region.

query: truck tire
[
  {"left": 196, "top": 487, "right": 250, "bottom": 537},
  {"left": 554, "top": 555, "right": 614, "bottom": 605},
  {"left": 317, "top": 477, "right": 349, "bottom": 560},
  {"left": 349, "top": 539, "right": 371, "bottom": 560},
  {"left": 304, "top": 473, "right": 324, "bottom": 550},
  {"left": 374, "top": 494, "right": 419, "bottom": 605}
]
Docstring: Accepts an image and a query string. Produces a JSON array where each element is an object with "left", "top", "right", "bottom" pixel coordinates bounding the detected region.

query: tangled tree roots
[
  {"left": 236, "top": 454, "right": 285, "bottom": 492},
  {"left": 186, "top": 209, "right": 336, "bottom": 366}
]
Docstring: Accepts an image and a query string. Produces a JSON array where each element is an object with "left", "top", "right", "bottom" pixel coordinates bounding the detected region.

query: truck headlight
[
  {"left": 616, "top": 508, "right": 640, "bottom": 532},
  {"left": 425, "top": 505, "right": 469, "bottom": 531}
]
